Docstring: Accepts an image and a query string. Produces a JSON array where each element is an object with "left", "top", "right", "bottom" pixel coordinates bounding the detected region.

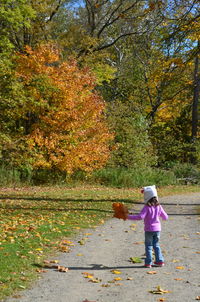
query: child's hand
[{"left": 112, "top": 202, "right": 128, "bottom": 220}]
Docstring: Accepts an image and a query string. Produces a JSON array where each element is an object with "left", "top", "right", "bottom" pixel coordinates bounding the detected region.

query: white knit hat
[{"left": 142, "top": 185, "right": 158, "bottom": 203}]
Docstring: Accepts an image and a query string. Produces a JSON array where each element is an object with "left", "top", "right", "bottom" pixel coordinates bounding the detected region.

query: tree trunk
[
  {"left": 191, "top": 50, "right": 199, "bottom": 141},
  {"left": 190, "top": 42, "right": 199, "bottom": 164}
]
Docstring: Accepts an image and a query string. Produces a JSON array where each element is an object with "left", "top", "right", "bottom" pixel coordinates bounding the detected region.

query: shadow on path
[{"left": 33, "top": 263, "right": 146, "bottom": 271}]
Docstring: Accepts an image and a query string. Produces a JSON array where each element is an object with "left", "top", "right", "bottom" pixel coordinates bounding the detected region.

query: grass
[{"left": 0, "top": 184, "right": 199, "bottom": 300}]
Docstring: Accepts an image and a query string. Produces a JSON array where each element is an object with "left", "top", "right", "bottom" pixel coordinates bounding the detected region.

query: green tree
[{"left": 107, "top": 100, "right": 156, "bottom": 168}]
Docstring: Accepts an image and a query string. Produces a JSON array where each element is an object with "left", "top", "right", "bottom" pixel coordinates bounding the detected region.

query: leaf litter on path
[{"left": 149, "top": 286, "right": 171, "bottom": 295}]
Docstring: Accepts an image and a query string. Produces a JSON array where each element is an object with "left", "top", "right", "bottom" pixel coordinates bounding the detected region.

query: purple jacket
[{"left": 128, "top": 204, "right": 168, "bottom": 232}]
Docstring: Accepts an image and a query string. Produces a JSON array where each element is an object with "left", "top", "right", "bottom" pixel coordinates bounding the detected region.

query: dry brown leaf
[
  {"left": 147, "top": 271, "right": 157, "bottom": 274},
  {"left": 126, "top": 277, "right": 133, "bottom": 280},
  {"left": 59, "top": 245, "right": 70, "bottom": 252},
  {"left": 196, "top": 296, "right": 200, "bottom": 300},
  {"left": 89, "top": 278, "right": 101, "bottom": 283},
  {"left": 36, "top": 268, "right": 47, "bottom": 273},
  {"left": 57, "top": 266, "right": 69, "bottom": 272}
]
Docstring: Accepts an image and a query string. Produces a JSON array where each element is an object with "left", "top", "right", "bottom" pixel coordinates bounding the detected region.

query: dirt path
[{"left": 6, "top": 193, "right": 200, "bottom": 302}]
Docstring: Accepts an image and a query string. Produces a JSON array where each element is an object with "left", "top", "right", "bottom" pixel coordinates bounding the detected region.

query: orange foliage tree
[{"left": 16, "top": 44, "right": 113, "bottom": 173}]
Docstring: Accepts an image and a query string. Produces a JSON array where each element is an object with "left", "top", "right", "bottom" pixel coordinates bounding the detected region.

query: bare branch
[{"left": 97, "top": 0, "right": 140, "bottom": 38}]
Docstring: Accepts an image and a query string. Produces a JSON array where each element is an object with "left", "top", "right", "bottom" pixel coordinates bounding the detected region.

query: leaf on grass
[
  {"left": 61, "top": 240, "right": 74, "bottom": 246},
  {"left": 36, "top": 268, "right": 47, "bottom": 273},
  {"left": 111, "top": 270, "right": 121, "bottom": 274},
  {"left": 59, "top": 245, "right": 70, "bottom": 252}
]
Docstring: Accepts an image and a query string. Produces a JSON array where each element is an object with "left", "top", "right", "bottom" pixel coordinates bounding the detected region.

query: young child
[{"left": 128, "top": 185, "right": 168, "bottom": 268}]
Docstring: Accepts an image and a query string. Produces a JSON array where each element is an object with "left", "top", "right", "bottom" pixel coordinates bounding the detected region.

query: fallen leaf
[
  {"left": 111, "top": 270, "right": 121, "bottom": 274},
  {"left": 147, "top": 271, "right": 157, "bottom": 274},
  {"left": 82, "top": 272, "right": 93, "bottom": 276},
  {"left": 114, "top": 277, "right": 122, "bottom": 281},
  {"left": 61, "top": 239, "right": 74, "bottom": 246},
  {"left": 158, "top": 299, "right": 166, "bottom": 301},
  {"left": 77, "top": 253, "right": 83, "bottom": 256},
  {"left": 126, "top": 277, "right": 133, "bottom": 280},
  {"left": 149, "top": 286, "right": 171, "bottom": 294},
  {"left": 101, "top": 284, "right": 110, "bottom": 287},
  {"left": 89, "top": 278, "right": 101, "bottom": 283},
  {"left": 84, "top": 274, "right": 94, "bottom": 279},
  {"left": 129, "top": 257, "right": 142, "bottom": 263},
  {"left": 176, "top": 266, "right": 185, "bottom": 270},
  {"left": 174, "top": 278, "right": 183, "bottom": 281},
  {"left": 82, "top": 300, "right": 96, "bottom": 302},
  {"left": 50, "top": 260, "right": 59, "bottom": 264},
  {"left": 57, "top": 266, "right": 69, "bottom": 272},
  {"left": 59, "top": 245, "right": 70, "bottom": 252},
  {"left": 196, "top": 296, "right": 200, "bottom": 300},
  {"left": 172, "top": 259, "right": 180, "bottom": 263},
  {"left": 36, "top": 268, "right": 47, "bottom": 273}
]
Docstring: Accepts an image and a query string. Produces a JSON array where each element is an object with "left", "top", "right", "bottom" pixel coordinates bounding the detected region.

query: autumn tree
[{"left": 14, "top": 44, "right": 113, "bottom": 173}]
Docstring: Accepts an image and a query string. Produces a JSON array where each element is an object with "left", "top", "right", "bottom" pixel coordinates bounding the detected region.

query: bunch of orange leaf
[{"left": 112, "top": 203, "right": 128, "bottom": 220}]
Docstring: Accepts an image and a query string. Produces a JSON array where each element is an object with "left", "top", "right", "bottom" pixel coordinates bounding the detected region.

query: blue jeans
[{"left": 145, "top": 231, "right": 164, "bottom": 265}]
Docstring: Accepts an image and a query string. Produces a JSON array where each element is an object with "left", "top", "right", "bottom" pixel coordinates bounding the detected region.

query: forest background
[{"left": 0, "top": 0, "right": 200, "bottom": 187}]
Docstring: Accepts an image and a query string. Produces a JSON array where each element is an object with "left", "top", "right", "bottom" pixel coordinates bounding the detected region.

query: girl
[{"left": 128, "top": 185, "right": 168, "bottom": 268}]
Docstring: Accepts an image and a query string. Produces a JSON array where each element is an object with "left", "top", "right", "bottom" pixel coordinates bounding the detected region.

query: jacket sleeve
[
  {"left": 128, "top": 206, "right": 147, "bottom": 220},
  {"left": 160, "top": 205, "right": 168, "bottom": 220}
]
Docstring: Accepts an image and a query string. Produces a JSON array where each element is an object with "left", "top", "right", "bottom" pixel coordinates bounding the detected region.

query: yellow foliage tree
[{"left": 16, "top": 44, "right": 113, "bottom": 173}]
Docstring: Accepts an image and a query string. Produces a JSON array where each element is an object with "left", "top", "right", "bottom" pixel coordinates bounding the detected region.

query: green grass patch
[{"left": 0, "top": 185, "right": 199, "bottom": 300}]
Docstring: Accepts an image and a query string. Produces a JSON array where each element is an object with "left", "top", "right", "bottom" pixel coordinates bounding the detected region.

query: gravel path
[{"left": 6, "top": 193, "right": 200, "bottom": 302}]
